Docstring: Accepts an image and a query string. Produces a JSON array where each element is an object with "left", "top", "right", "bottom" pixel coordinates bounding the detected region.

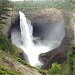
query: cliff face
[
  {"left": 39, "top": 10, "right": 74, "bottom": 69},
  {"left": 39, "top": 33, "right": 71, "bottom": 69},
  {"left": 3, "top": 8, "right": 74, "bottom": 69},
  {"left": 24, "top": 8, "right": 74, "bottom": 69},
  {"left": 2, "top": 9, "right": 19, "bottom": 37}
]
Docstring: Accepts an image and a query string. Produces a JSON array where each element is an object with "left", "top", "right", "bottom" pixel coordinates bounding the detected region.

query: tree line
[{"left": 12, "top": 0, "right": 75, "bottom": 11}]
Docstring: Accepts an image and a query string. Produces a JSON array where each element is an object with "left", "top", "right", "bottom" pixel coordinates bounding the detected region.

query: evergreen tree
[{"left": 0, "top": 0, "right": 11, "bottom": 34}]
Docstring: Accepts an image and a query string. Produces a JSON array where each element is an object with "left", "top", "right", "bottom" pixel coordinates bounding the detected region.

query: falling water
[
  {"left": 11, "top": 11, "right": 65, "bottom": 66},
  {"left": 19, "top": 11, "right": 33, "bottom": 48}
]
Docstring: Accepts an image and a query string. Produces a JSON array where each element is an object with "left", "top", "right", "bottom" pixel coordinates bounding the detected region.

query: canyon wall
[
  {"left": 4, "top": 8, "right": 74, "bottom": 69},
  {"left": 24, "top": 8, "right": 74, "bottom": 69}
]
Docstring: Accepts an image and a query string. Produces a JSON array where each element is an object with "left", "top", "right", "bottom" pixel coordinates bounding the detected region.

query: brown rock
[
  {"left": 19, "top": 52, "right": 29, "bottom": 62},
  {"left": 39, "top": 32, "right": 71, "bottom": 69}
]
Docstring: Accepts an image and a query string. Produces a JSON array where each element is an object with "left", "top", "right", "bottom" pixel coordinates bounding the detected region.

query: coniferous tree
[{"left": 0, "top": 0, "right": 11, "bottom": 34}]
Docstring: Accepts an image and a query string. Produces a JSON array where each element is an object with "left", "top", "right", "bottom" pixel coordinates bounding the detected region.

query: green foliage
[
  {"left": 0, "top": 66, "right": 15, "bottom": 75},
  {"left": 67, "top": 45, "right": 75, "bottom": 75},
  {"left": 48, "top": 62, "right": 61, "bottom": 75},
  {"left": 60, "top": 61, "right": 69, "bottom": 75},
  {"left": 0, "top": 0, "right": 10, "bottom": 17},
  {"left": 17, "top": 57, "right": 30, "bottom": 66},
  {"left": 0, "top": 34, "right": 15, "bottom": 54},
  {"left": 12, "top": 0, "right": 75, "bottom": 11},
  {"left": 17, "top": 57, "right": 62, "bottom": 75},
  {"left": 0, "top": 0, "right": 11, "bottom": 33}
]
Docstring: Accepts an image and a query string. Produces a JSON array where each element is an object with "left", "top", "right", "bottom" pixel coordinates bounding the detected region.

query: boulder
[{"left": 19, "top": 52, "right": 29, "bottom": 62}]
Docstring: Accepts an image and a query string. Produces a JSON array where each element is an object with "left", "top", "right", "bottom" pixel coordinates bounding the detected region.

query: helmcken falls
[{"left": 11, "top": 11, "right": 65, "bottom": 66}]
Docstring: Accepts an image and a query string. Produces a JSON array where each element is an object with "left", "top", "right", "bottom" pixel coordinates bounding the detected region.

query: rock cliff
[
  {"left": 3, "top": 8, "right": 74, "bottom": 69},
  {"left": 24, "top": 8, "right": 74, "bottom": 69},
  {"left": 2, "top": 9, "right": 19, "bottom": 37}
]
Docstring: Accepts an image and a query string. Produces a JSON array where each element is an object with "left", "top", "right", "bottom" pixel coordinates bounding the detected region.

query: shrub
[
  {"left": 67, "top": 45, "right": 75, "bottom": 75},
  {"left": 0, "top": 66, "right": 15, "bottom": 75},
  {"left": 48, "top": 62, "right": 61, "bottom": 75},
  {"left": 0, "top": 0, "right": 11, "bottom": 32},
  {"left": 0, "top": 34, "right": 15, "bottom": 54}
]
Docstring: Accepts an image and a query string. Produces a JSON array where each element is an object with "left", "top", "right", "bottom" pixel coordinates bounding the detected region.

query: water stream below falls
[{"left": 11, "top": 11, "right": 65, "bottom": 66}]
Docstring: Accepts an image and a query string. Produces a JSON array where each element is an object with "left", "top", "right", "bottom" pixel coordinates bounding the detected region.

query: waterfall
[
  {"left": 19, "top": 11, "right": 33, "bottom": 48},
  {"left": 11, "top": 11, "right": 65, "bottom": 66}
]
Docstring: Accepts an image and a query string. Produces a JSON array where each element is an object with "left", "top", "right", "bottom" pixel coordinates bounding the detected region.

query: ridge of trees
[{"left": 12, "top": 0, "right": 75, "bottom": 11}]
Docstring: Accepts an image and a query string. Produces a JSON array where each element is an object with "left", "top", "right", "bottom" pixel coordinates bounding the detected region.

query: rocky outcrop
[
  {"left": 2, "top": 9, "right": 19, "bottom": 37},
  {"left": 19, "top": 52, "right": 29, "bottom": 62}
]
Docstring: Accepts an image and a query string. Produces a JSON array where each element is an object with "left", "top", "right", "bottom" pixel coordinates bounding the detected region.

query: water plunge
[{"left": 11, "top": 11, "right": 65, "bottom": 66}]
